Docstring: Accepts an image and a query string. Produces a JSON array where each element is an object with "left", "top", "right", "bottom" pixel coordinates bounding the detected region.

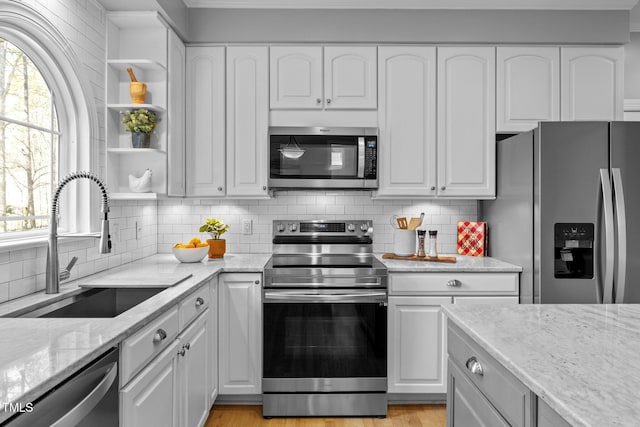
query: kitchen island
[{"left": 443, "top": 304, "right": 640, "bottom": 427}]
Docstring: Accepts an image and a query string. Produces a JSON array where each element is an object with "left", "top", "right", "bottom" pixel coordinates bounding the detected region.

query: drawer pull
[
  {"left": 178, "top": 347, "right": 186, "bottom": 357},
  {"left": 152, "top": 328, "right": 167, "bottom": 343},
  {"left": 184, "top": 343, "right": 191, "bottom": 350},
  {"left": 195, "top": 297, "right": 205, "bottom": 307},
  {"left": 466, "top": 356, "right": 484, "bottom": 377},
  {"left": 447, "top": 279, "right": 461, "bottom": 287}
]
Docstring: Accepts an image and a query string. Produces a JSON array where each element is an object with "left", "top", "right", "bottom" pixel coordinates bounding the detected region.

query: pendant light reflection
[{"left": 279, "top": 135, "right": 306, "bottom": 159}]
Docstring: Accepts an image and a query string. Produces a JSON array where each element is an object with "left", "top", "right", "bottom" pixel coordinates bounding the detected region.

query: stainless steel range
[{"left": 262, "top": 219, "right": 388, "bottom": 418}]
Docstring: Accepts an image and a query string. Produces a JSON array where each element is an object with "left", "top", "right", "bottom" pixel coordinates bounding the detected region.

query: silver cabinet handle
[
  {"left": 447, "top": 279, "right": 461, "bottom": 287},
  {"left": 254, "top": 279, "right": 260, "bottom": 284},
  {"left": 430, "top": 186, "right": 436, "bottom": 191},
  {"left": 441, "top": 186, "right": 446, "bottom": 191},
  {"left": 263, "top": 185, "right": 267, "bottom": 190},
  {"left": 466, "top": 357, "right": 484, "bottom": 377},
  {"left": 195, "top": 297, "right": 205, "bottom": 307},
  {"left": 153, "top": 328, "right": 167, "bottom": 343},
  {"left": 316, "top": 98, "right": 322, "bottom": 104},
  {"left": 184, "top": 343, "right": 191, "bottom": 350},
  {"left": 326, "top": 98, "right": 332, "bottom": 104},
  {"left": 178, "top": 347, "right": 186, "bottom": 357},
  {"left": 218, "top": 186, "right": 223, "bottom": 191}
]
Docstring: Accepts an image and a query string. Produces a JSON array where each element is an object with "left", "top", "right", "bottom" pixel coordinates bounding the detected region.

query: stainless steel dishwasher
[{"left": 4, "top": 347, "right": 118, "bottom": 427}]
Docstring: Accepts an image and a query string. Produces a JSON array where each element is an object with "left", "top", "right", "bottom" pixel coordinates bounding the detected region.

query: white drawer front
[
  {"left": 121, "top": 306, "right": 179, "bottom": 386},
  {"left": 179, "top": 284, "right": 210, "bottom": 330},
  {"left": 390, "top": 273, "right": 518, "bottom": 295}
]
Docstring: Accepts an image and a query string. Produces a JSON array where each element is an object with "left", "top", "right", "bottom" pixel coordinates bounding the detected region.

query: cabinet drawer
[
  {"left": 121, "top": 306, "right": 179, "bottom": 386},
  {"left": 448, "top": 323, "right": 531, "bottom": 427},
  {"left": 390, "top": 272, "right": 518, "bottom": 295},
  {"left": 179, "top": 283, "right": 209, "bottom": 330}
]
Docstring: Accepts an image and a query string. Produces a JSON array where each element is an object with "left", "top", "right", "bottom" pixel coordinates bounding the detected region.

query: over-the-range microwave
[{"left": 268, "top": 127, "right": 378, "bottom": 190}]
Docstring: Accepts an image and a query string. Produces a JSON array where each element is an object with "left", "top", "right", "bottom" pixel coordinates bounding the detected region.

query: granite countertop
[
  {"left": 376, "top": 254, "right": 522, "bottom": 272},
  {"left": 0, "top": 253, "right": 269, "bottom": 423},
  {"left": 443, "top": 304, "right": 640, "bottom": 427}
]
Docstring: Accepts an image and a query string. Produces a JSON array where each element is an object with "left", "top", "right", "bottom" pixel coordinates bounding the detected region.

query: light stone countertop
[
  {"left": 0, "top": 251, "right": 520, "bottom": 423},
  {"left": 376, "top": 254, "right": 522, "bottom": 272},
  {"left": 0, "top": 253, "right": 270, "bottom": 423},
  {"left": 443, "top": 304, "right": 640, "bottom": 427}
]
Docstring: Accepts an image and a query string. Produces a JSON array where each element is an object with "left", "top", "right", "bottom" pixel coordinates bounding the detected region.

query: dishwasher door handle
[{"left": 50, "top": 361, "right": 118, "bottom": 427}]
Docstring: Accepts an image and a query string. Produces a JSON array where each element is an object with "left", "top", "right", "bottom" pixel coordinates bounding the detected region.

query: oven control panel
[{"left": 273, "top": 219, "right": 373, "bottom": 236}]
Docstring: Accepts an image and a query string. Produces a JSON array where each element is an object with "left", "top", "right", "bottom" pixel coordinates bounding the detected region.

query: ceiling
[{"left": 182, "top": 0, "right": 638, "bottom": 10}]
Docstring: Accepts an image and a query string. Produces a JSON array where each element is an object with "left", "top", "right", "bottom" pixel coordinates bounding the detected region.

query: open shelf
[
  {"left": 107, "top": 148, "right": 165, "bottom": 154},
  {"left": 107, "top": 59, "right": 166, "bottom": 72},
  {"left": 107, "top": 104, "right": 166, "bottom": 113}
]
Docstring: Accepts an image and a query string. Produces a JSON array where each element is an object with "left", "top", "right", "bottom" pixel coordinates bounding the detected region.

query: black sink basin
[{"left": 8, "top": 287, "right": 165, "bottom": 318}]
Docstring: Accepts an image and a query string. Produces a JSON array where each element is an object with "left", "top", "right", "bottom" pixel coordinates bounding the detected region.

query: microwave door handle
[
  {"left": 50, "top": 361, "right": 118, "bottom": 427},
  {"left": 612, "top": 168, "right": 627, "bottom": 303},
  {"left": 357, "top": 137, "right": 365, "bottom": 178}
]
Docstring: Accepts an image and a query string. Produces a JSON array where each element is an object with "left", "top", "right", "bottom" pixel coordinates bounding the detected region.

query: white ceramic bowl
[{"left": 172, "top": 246, "right": 208, "bottom": 263}]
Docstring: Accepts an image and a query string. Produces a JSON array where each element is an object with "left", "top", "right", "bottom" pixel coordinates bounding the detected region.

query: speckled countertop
[
  {"left": 443, "top": 304, "right": 640, "bottom": 427},
  {"left": 0, "top": 252, "right": 520, "bottom": 423},
  {"left": 0, "top": 253, "right": 270, "bottom": 423},
  {"left": 376, "top": 254, "right": 522, "bottom": 272}
]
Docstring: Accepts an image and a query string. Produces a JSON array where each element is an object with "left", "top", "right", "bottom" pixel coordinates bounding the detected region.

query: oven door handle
[{"left": 264, "top": 291, "right": 387, "bottom": 303}]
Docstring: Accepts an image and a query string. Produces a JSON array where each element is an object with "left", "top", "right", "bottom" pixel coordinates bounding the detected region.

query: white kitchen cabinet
[
  {"left": 561, "top": 46, "right": 624, "bottom": 121},
  {"left": 105, "top": 12, "right": 172, "bottom": 199},
  {"left": 218, "top": 273, "right": 262, "bottom": 395},
  {"left": 437, "top": 47, "right": 496, "bottom": 199},
  {"left": 178, "top": 311, "right": 209, "bottom": 427},
  {"left": 208, "top": 277, "right": 219, "bottom": 404},
  {"left": 121, "top": 340, "right": 180, "bottom": 427},
  {"left": 388, "top": 271, "right": 519, "bottom": 396},
  {"left": 269, "top": 46, "right": 376, "bottom": 110},
  {"left": 120, "top": 281, "right": 212, "bottom": 427},
  {"left": 186, "top": 46, "right": 226, "bottom": 197},
  {"left": 496, "top": 47, "right": 560, "bottom": 132},
  {"left": 388, "top": 296, "right": 450, "bottom": 393},
  {"left": 376, "top": 46, "right": 437, "bottom": 198},
  {"left": 167, "top": 29, "right": 186, "bottom": 197},
  {"left": 226, "top": 46, "right": 269, "bottom": 197}
]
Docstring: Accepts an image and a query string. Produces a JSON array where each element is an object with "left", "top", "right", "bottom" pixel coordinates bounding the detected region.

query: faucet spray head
[{"left": 99, "top": 215, "right": 111, "bottom": 254}]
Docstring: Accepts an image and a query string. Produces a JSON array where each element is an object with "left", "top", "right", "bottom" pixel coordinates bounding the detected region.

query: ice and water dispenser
[{"left": 554, "top": 223, "right": 594, "bottom": 279}]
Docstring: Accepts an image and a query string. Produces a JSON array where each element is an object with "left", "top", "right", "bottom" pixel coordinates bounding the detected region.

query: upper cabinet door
[
  {"left": 167, "top": 29, "right": 186, "bottom": 197},
  {"left": 186, "top": 46, "right": 226, "bottom": 197},
  {"left": 226, "top": 46, "right": 269, "bottom": 197},
  {"left": 437, "top": 47, "right": 496, "bottom": 199},
  {"left": 324, "top": 46, "right": 377, "bottom": 109},
  {"left": 497, "top": 47, "right": 560, "bottom": 132},
  {"left": 561, "top": 46, "right": 624, "bottom": 121},
  {"left": 377, "top": 46, "right": 436, "bottom": 198},
  {"left": 270, "top": 46, "right": 323, "bottom": 109}
]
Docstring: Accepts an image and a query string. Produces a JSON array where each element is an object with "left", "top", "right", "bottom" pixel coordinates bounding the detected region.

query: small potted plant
[
  {"left": 199, "top": 218, "right": 230, "bottom": 258},
  {"left": 121, "top": 108, "right": 158, "bottom": 148}
]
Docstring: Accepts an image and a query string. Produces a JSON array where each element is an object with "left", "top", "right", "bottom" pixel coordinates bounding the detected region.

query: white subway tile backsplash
[{"left": 156, "top": 191, "right": 477, "bottom": 255}]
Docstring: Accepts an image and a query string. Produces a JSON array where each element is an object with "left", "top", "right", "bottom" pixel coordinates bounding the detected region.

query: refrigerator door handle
[
  {"left": 612, "top": 168, "right": 627, "bottom": 303},
  {"left": 600, "top": 169, "right": 615, "bottom": 304}
]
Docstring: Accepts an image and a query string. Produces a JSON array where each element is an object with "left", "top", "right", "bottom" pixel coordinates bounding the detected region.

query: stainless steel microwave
[{"left": 268, "top": 127, "right": 378, "bottom": 189}]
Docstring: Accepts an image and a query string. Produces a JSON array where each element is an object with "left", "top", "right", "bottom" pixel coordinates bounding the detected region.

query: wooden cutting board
[{"left": 382, "top": 253, "right": 457, "bottom": 263}]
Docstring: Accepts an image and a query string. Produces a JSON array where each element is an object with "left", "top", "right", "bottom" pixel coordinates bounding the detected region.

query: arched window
[
  {"left": 0, "top": 2, "right": 99, "bottom": 242},
  {"left": 0, "top": 38, "right": 59, "bottom": 233}
]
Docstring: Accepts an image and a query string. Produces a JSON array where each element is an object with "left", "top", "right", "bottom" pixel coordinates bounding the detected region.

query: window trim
[{"left": 0, "top": 1, "right": 101, "bottom": 243}]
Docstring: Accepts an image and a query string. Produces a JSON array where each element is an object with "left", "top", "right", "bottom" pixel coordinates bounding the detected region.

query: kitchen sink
[{"left": 4, "top": 287, "right": 165, "bottom": 318}]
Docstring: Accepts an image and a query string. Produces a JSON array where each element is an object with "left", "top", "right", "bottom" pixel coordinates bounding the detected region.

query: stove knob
[
  {"left": 360, "top": 223, "right": 369, "bottom": 232},
  {"left": 276, "top": 223, "right": 285, "bottom": 232},
  {"left": 289, "top": 223, "right": 298, "bottom": 232},
  {"left": 347, "top": 223, "right": 356, "bottom": 232}
]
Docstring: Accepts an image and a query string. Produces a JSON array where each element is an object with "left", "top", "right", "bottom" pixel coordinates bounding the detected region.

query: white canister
[{"left": 393, "top": 229, "right": 416, "bottom": 256}]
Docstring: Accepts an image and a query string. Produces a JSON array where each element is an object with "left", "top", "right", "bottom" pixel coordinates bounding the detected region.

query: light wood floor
[{"left": 204, "top": 405, "right": 447, "bottom": 427}]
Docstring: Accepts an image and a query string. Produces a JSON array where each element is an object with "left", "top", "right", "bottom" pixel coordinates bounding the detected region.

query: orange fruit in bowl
[
  {"left": 196, "top": 243, "right": 208, "bottom": 248},
  {"left": 188, "top": 237, "right": 201, "bottom": 246}
]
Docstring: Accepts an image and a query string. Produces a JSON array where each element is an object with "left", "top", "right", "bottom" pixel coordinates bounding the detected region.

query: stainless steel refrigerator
[{"left": 480, "top": 121, "right": 640, "bottom": 304}]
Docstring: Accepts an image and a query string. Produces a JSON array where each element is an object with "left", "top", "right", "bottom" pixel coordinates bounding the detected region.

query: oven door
[{"left": 263, "top": 289, "right": 387, "bottom": 393}]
